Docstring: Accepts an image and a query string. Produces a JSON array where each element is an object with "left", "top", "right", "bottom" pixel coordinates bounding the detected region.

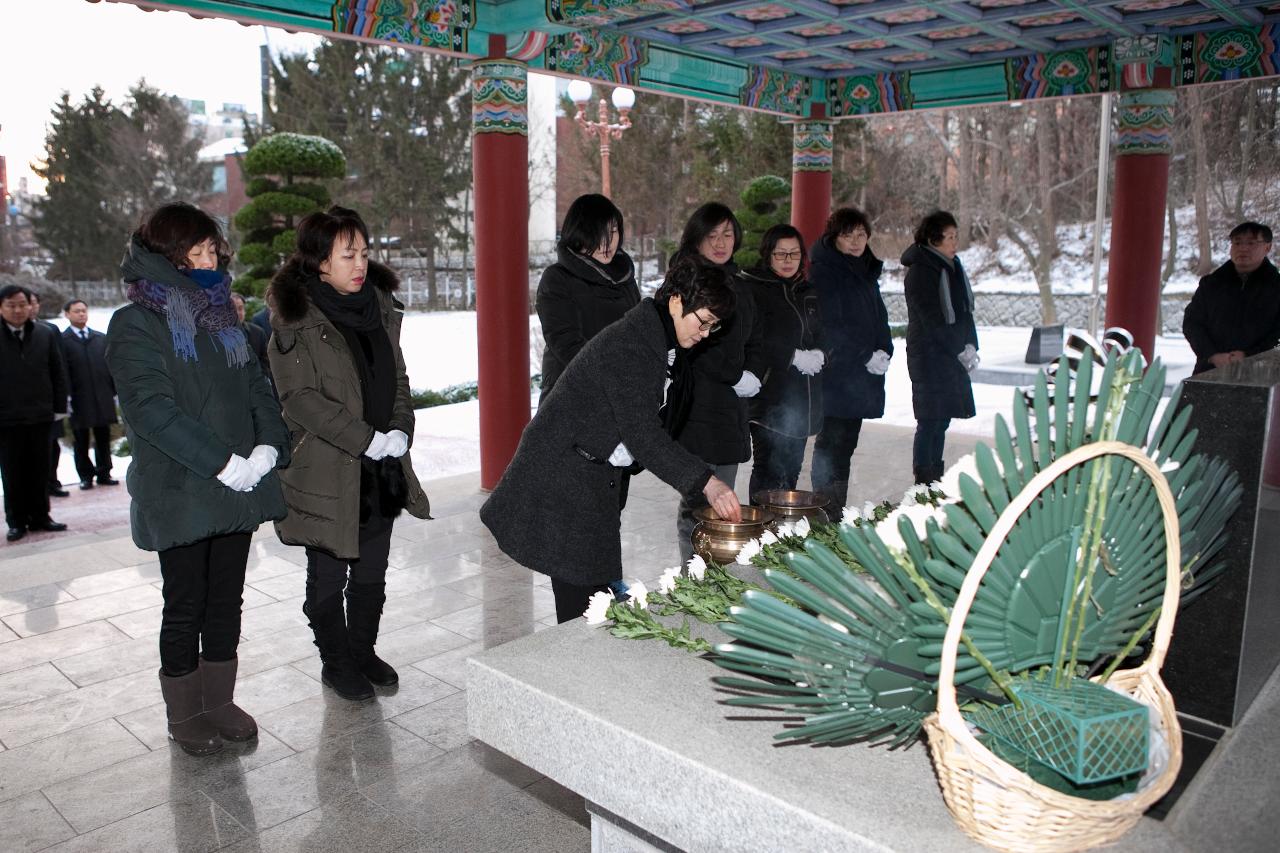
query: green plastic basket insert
[{"left": 967, "top": 676, "right": 1149, "bottom": 785}]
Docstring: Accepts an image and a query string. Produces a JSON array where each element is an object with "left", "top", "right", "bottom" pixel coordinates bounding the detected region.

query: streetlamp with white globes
[{"left": 567, "top": 80, "right": 635, "bottom": 199}]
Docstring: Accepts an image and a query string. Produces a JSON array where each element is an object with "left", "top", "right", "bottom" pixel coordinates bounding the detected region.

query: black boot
[
  {"left": 345, "top": 582, "right": 398, "bottom": 686},
  {"left": 304, "top": 600, "right": 374, "bottom": 701},
  {"left": 816, "top": 479, "right": 849, "bottom": 523}
]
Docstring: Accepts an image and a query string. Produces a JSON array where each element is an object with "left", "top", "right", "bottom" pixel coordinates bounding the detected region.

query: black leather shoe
[
  {"left": 79, "top": 480, "right": 94, "bottom": 490},
  {"left": 28, "top": 520, "right": 68, "bottom": 533},
  {"left": 97, "top": 477, "right": 119, "bottom": 486},
  {"left": 6, "top": 527, "right": 25, "bottom": 542},
  {"left": 50, "top": 487, "right": 70, "bottom": 498}
]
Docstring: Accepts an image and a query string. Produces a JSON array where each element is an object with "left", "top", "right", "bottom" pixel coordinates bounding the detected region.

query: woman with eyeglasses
[
  {"left": 809, "top": 207, "right": 893, "bottom": 518},
  {"left": 482, "top": 258, "right": 742, "bottom": 623},
  {"left": 741, "top": 224, "right": 824, "bottom": 499},
  {"left": 667, "top": 202, "right": 766, "bottom": 561},
  {"left": 537, "top": 194, "right": 639, "bottom": 403}
]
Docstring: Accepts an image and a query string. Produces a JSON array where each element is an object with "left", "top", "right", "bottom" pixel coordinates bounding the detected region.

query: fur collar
[{"left": 268, "top": 257, "right": 400, "bottom": 327}]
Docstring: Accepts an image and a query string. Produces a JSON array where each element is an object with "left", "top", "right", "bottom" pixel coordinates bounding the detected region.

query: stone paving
[{"left": 0, "top": 423, "right": 976, "bottom": 853}]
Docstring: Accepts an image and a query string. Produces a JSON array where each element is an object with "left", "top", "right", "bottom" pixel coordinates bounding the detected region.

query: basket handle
[{"left": 934, "top": 440, "right": 1182, "bottom": 726}]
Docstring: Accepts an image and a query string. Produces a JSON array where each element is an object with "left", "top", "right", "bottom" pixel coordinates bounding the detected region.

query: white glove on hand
[
  {"left": 958, "top": 344, "right": 980, "bottom": 373},
  {"left": 364, "top": 431, "right": 392, "bottom": 461},
  {"left": 216, "top": 454, "right": 257, "bottom": 492},
  {"left": 732, "top": 370, "right": 762, "bottom": 398},
  {"left": 246, "top": 445, "right": 279, "bottom": 484},
  {"left": 865, "top": 349, "right": 891, "bottom": 375},
  {"left": 791, "top": 349, "right": 824, "bottom": 376},
  {"left": 383, "top": 430, "right": 409, "bottom": 459},
  {"left": 608, "top": 443, "right": 634, "bottom": 467},
  {"left": 667, "top": 349, "right": 676, "bottom": 366}
]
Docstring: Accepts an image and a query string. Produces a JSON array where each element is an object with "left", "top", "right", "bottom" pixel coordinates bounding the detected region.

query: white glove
[
  {"left": 607, "top": 443, "right": 634, "bottom": 467},
  {"left": 364, "top": 431, "right": 392, "bottom": 461},
  {"left": 216, "top": 454, "right": 257, "bottom": 492},
  {"left": 246, "top": 445, "right": 279, "bottom": 484},
  {"left": 791, "top": 349, "right": 824, "bottom": 376},
  {"left": 383, "top": 429, "right": 409, "bottom": 458},
  {"left": 732, "top": 370, "right": 762, "bottom": 397},
  {"left": 667, "top": 349, "right": 676, "bottom": 366},
  {"left": 865, "top": 349, "right": 891, "bottom": 375},
  {"left": 958, "top": 344, "right": 980, "bottom": 373}
]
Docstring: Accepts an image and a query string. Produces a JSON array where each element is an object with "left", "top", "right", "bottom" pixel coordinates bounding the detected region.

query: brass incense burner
[
  {"left": 691, "top": 505, "right": 775, "bottom": 565},
  {"left": 751, "top": 489, "right": 829, "bottom": 530}
]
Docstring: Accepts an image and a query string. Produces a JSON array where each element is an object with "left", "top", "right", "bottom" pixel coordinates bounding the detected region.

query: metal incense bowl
[
  {"left": 751, "top": 489, "right": 830, "bottom": 529},
  {"left": 691, "top": 505, "right": 776, "bottom": 565}
]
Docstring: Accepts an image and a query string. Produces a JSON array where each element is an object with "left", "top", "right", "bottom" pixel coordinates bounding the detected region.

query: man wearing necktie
[{"left": 62, "top": 300, "right": 119, "bottom": 490}]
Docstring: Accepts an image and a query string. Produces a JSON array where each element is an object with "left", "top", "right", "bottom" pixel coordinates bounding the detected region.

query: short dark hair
[
  {"left": 1230, "top": 221, "right": 1273, "bottom": 243},
  {"left": 558, "top": 194, "right": 624, "bottom": 256},
  {"left": 229, "top": 292, "right": 246, "bottom": 305},
  {"left": 292, "top": 206, "right": 372, "bottom": 278},
  {"left": 655, "top": 256, "right": 737, "bottom": 321},
  {"left": 136, "top": 202, "right": 231, "bottom": 269},
  {"left": 27, "top": 291, "right": 41, "bottom": 305},
  {"left": 63, "top": 299, "right": 86, "bottom": 313},
  {"left": 914, "top": 210, "right": 959, "bottom": 247},
  {"left": 757, "top": 224, "right": 807, "bottom": 277},
  {"left": 0, "top": 285, "right": 31, "bottom": 304},
  {"left": 822, "top": 207, "right": 872, "bottom": 243},
  {"left": 677, "top": 202, "right": 742, "bottom": 261}
]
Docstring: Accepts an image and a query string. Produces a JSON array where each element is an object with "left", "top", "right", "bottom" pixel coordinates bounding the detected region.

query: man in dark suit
[
  {"left": 28, "top": 292, "right": 71, "bottom": 498},
  {"left": 62, "top": 299, "right": 119, "bottom": 489},
  {"left": 0, "top": 285, "right": 69, "bottom": 541}
]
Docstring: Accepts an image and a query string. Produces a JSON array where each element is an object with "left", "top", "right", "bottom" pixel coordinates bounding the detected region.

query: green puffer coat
[
  {"left": 267, "top": 259, "right": 431, "bottom": 560},
  {"left": 107, "top": 278, "right": 290, "bottom": 552}
]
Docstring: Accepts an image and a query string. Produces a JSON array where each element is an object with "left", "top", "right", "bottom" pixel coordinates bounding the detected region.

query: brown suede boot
[
  {"left": 158, "top": 669, "right": 222, "bottom": 756},
  {"left": 199, "top": 657, "right": 258, "bottom": 742}
]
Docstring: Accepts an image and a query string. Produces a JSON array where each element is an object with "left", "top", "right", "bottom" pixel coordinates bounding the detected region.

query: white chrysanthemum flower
[
  {"left": 735, "top": 537, "right": 762, "bottom": 565},
  {"left": 876, "top": 502, "right": 947, "bottom": 552},
  {"left": 760, "top": 529, "right": 778, "bottom": 546},
  {"left": 861, "top": 501, "right": 880, "bottom": 522},
  {"left": 795, "top": 516, "right": 811, "bottom": 537},
  {"left": 626, "top": 580, "right": 648, "bottom": 609},
  {"left": 902, "top": 483, "right": 931, "bottom": 505},
  {"left": 775, "top": 520, "right": 795, "bottom": 539},
  {"left": 840, "top": 504, "right": 861, "bottom": 527},
  {"left": 657, "top": 566, "right": 680, "bottom": 594},
  {"left": 583, "top": 591, "right": 613, "bottom": 624},
  {"left": 938, "top": 453, "right": 978, "bottom": 503},
  {"left": 686, "top": 554, "right": 707, "bottom": 580},
  {"left": 874, "top": 511, "right": 907, "bottom": 553}
]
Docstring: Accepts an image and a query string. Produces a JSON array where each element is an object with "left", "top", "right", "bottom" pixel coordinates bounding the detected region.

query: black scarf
[{"left": 656, "top": 299, "right": 695, "bottom": 438}]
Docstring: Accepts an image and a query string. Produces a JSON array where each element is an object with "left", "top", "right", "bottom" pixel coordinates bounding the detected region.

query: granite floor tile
[
  {"left": 105, "top": 587, "right": 276, "bottom": 641},
  {"left": 388, "top": 691, "right": 471, "bottom": 751},
  {"left": 404, "top": 785, "right": 590, "bottom": 853},
  {"left": 217, "top": 792, "right": 422, "bottom": 853},
  {"left": 51, "top": 634, "right": 157, "bottom": 687},
  {"left": 379, "top": 585, "right": 479, "bottom": 624},
  {"left": 0, "top": 584, "right": 76, "bottom": 618},
  {"left": 57, "top": 563, "right": 162, "bottom": 600},
  {"left": 244, "top": 572, "right": 304, "bottom": 602},
  {"left": 0, "top": 622, "right": 17, "bottom": 644},
  {"left": 456, "top": 548, "right": 519, "bottom": 571},
  {"left": 235, "top": 597, "right": 311, "bottom": 642},
  {"left": 383, "top": 556, "right": 485, "bottom": 593},
  {"left": 43, "top": 730, "right": 294, "bottom": 833},
  {"left": 242, "top": 555, "right": 306, "bottom": 586},
  {"left": 0, "top": 662, "right": 79, "bottom": 711},
  {"left": 524, "top": 776, "right": 590, "bottom": 827},
  {"left": 246, "top": 539, "right": 307, "bottom": 567},
  {"left": 4, "top": 585, "right": 164, "bottom": 638},
  {"left": 409, "top": 641, "right": 482, "bottom": 690},
  {"left": 84, "top": 537, "right": 155, "bottom": 572},
  {"left": 0, "top": 791, "right": 77, "bottom": 853},
  {"left": 258, "top": 668, "right": 459, "bottom": 751},
  {"left": 0, "top": 544, "right": 133, "bottom": 590},
  {"left": 0, "top": 667, "right": 157, "bottom": 748},
  {"left": 39, "top": 790, "right": 247, "bottom": 853},
  {"left": 392, "top": 512, "right": 479, "bottom": 540},
  {"left": 202, "top": 720, "right": 443, "bottom": 832},
  {"left": 0, "top": 622, "right": 132, "bottom": 677},
  {"left": 234, "top": 625, "right": 322, "bottom": 678},
  {"left": 360, "top": 741, "right": 543, "bottom": 832},
  {"left": 387, "top": 533, "right": 492, "bottom": 570},
  {"left": 428, "top": 601, "right": 544, "bottom": 644},
  {"left": 0, "top": 718, "right": 147, "bottom": 801},
  {"left": 289, "top": 622, "right": 470, "bottom": 683}
]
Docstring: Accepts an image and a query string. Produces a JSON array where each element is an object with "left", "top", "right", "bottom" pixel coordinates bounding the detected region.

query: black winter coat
[
  {"left": 809, "top": 237, "right": 893, "bottom": 420},
  {"left": 671, "top": 262, "right": 767, "bottom": 464},
  {"left": 902, "top": 244, "right": 978, "bottom": 421},
  {"left": 743, "top": 267, "right": 823, "bottom": 437},
  {"left": 0, "top": 320, "right": 67, "bottom": 427},
  {"left": 536, "top": 246, "right": 639, "bottom": 401},
  {"left": 62, "top": 327, "right": 118, "bottom": 429},
  {"left": 1182, "top": 258, "right": 1280, "bottom": 374},
  {"left": 481, "top": 299, "right": 714, "bottom": 585}
]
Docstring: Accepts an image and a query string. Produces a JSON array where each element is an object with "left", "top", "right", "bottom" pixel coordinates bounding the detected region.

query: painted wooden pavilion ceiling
[{"left": 105, "top": 1, "right": 1280, "bottom": 116}]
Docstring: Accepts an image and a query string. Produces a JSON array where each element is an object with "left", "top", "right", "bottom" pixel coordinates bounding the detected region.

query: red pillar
[
  {"left": 1104, "top": 86, "right": 1174, "bottom": 360},
  {"left": 790, "top": 120, "right": 833, "bottom": 253},
  {"left": 473, "top": 53, "right": 530, "bottom": 490}
]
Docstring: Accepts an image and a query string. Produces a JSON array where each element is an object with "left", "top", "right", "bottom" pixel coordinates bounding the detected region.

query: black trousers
[
  {"left": 811, "top": 416, "right": 864, "bottom": 487},
  {"left": 304, "top": 515, "right": 394, "bottom": 611},
  {"left": 748, "top": 423, "right": 809, "bottom": 500},
  {"left": 73, "top": 425, "right": 113, "bottom": 482},
  {"left": 158, "top": 532, "right": 252, "bottom": 676},
  {"left": 0, "top": 422, "right": 54, "bottom": 529},
  {"left": 913, "top": 418, "right": 952, "bottom": 470},
  {"left": 49, "top": 420, "right": 64, "bottom": 490},
  {"left": 551, "top": 578, "right": 613, "bottom": 624}
]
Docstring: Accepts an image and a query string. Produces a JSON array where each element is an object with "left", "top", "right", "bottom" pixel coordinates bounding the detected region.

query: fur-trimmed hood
[{"left": 267, "top": 257, "right": 400, "bottom": 328}]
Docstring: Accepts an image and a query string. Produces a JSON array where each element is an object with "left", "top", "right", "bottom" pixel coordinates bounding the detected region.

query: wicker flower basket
[{"left": 922, "top": 441, "right": 1184, "bottom": 852}]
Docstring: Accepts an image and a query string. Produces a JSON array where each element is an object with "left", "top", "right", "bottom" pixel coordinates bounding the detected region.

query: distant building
[
  {"left": 198, "top": 137, "right": 248, "bottom": 224},
  {"left": 179, "top": 97, "right": 260, "bottom": 146}
]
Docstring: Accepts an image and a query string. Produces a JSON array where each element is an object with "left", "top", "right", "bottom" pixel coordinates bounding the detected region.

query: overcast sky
[{"left": 0, "top": 0, "right": 322, "bottom": 194}]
